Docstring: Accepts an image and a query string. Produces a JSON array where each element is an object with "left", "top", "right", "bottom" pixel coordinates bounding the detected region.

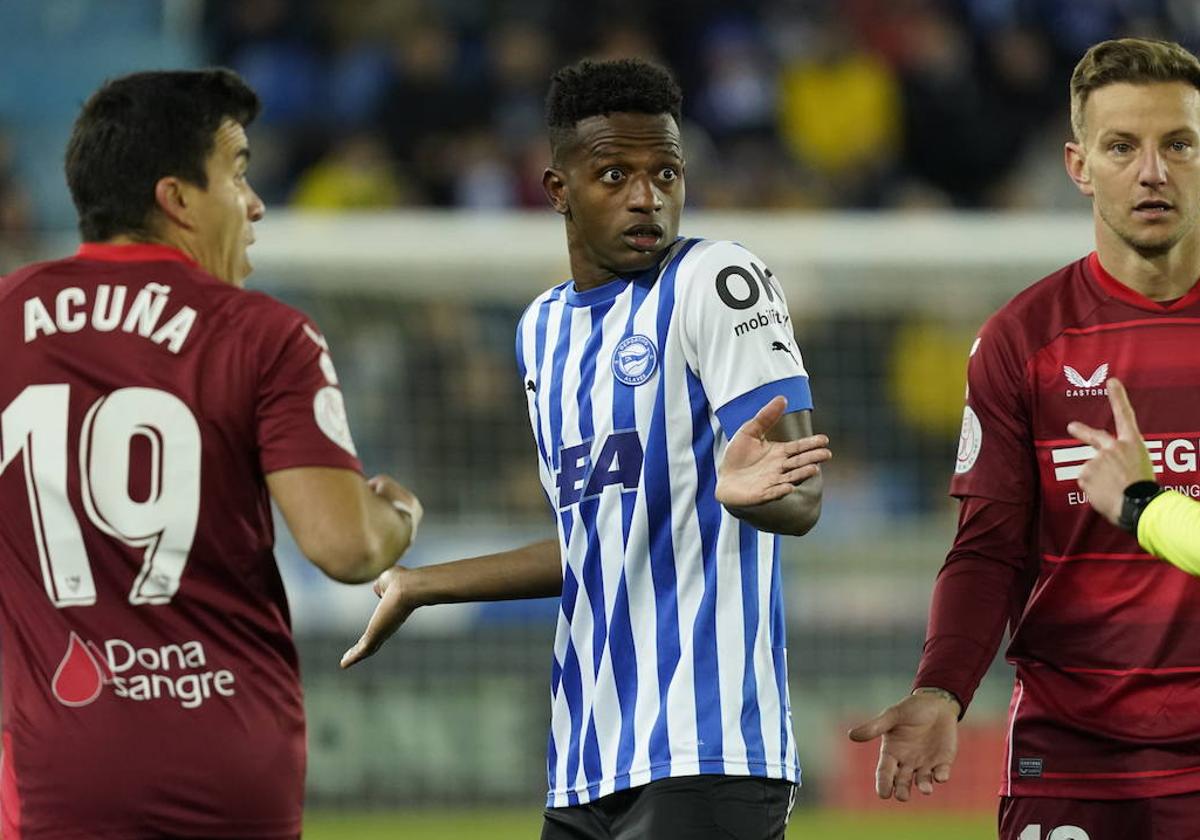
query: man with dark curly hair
[{"left": 344, "top": 57, "right": 831, "bottom": 839}]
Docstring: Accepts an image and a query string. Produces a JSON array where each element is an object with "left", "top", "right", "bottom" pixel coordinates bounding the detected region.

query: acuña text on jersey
[{"left": 23, "top": 282, "right": 198, "bottom": 354}]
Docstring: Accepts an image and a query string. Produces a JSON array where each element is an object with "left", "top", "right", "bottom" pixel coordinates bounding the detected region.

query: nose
[
  {"left": 1138, "top": 148, "right": 1167, "bottom": 188},
  {"left": 247, "top": 186, "right": 265, "bottom": 222},
  {"left": 626, "top": 173, "right": 663, "bottom": 214}
]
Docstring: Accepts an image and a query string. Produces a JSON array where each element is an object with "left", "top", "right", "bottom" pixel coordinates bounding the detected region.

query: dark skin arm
[
  {"left": 342, "top": 398, "right": 829, "bottom": 667},
  {"left": 340, "top": 539, "right": 561, "bottom": 667},
  {"left": 718, "top": 406, "right": 825, "bottom": 536}
]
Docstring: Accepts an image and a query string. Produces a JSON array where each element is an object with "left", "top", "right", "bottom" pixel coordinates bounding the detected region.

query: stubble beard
[{"left": 1101, "top": 202, "right": 1192, "bottom": 259}]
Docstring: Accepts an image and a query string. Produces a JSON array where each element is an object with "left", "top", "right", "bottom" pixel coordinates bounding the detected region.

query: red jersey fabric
[
  {"left": 0, "top": 244, "right": 361, "bottom": 838},
  {"left": 918, "top": 253, "right": 1200, "bottom": 800}
]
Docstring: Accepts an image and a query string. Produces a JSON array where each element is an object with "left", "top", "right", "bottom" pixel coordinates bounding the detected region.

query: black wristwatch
[{"left": 1117, "top": 480, "right": 1165, "bottom": 534}]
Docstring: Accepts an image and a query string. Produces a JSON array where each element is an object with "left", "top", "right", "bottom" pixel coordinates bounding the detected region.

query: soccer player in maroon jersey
[
  {"left": 0, "top": 69, "right": 420, "bottom": 838},
  {"left": 848, "top": 38, "right": 1200, "bottom": 840}
]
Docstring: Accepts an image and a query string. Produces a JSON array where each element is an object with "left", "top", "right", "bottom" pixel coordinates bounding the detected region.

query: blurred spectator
[
  {"left": 290, "top": 131, "right": 409, "bottom": 208},
  {"left": 894, "top": 4, "right": 1027, "bottom": 206},
  {"left": 693, "top": 18, "right": 777, "bottom": 141},
  {"left": 776, "top": 10, "right": 901, "bottom": 207},
  {"left": 374, "top": 18, "right": 490, "bottom": 205}
]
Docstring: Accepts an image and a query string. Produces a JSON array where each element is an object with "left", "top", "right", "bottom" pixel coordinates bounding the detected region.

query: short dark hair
[
  {"left": 1071, "top": 38, "right": 1200, "bottom": 141},
  {"left": 65, "top": 68, "right": 260, "bottom": 241},
  {"left": 545, "top": 58, "right": 683, "bottom": 158}
]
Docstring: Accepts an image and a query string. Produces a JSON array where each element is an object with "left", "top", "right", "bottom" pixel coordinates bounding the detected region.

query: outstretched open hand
[
  {"left": 715, "top": 396, "right": 831, "bottom": 507},
  {"left": 340, "top": 564, "right": 415, "bottom": 669}
]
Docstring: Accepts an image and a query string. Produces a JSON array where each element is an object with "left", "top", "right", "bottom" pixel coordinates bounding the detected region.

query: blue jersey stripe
[
  {"left": 559, "top": 566, "right": 585, "bottom": 797},
  {"left": 645, "top": 239, "right": 699, "bottom": 772},
  {"left": 608, "top": 277, "right": 651, "bottom": 785},
  {"left": 769, "top": 537, "right": 789, "bottom": 770},
  {"left": 547, "top": 302, "right": 574, "bottom": 471},
  {"left": 738, "top": 520, "right": 767, "bottom": 772},
  {"left": 574, "top": 302, "right": 614, "bottom": 794},
  {"left": 685, "top": 365, "right": 725, "bottom": 773},
  {"left": 530, "top": 288, "right": 563, "bottom": 470}
]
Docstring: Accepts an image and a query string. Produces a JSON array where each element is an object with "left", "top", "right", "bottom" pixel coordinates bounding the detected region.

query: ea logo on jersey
[{"left": 612, "top": 335, "right": 658, "bottom": 386}]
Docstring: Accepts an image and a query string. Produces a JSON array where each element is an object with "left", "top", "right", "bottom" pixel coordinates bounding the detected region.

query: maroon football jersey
[
  {"left": 950, "top": 252, "right": 1200, "bottom": 799},
  {"left": 0, "top": 243, "right": 362, "bottom": 838}
]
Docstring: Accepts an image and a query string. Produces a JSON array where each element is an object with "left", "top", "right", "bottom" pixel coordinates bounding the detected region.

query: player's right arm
[
  {"left": 848, "top": 315, "right": 1036, "bottom": 801},
  {"left": 338, "top": 539, "right": 563, "bottom": 668},
  {"left": 252, "top": 305, "right": 423, "bottom": 584},
  {"left": 268, "top": 468, "right": 419, "bottom": 583}
]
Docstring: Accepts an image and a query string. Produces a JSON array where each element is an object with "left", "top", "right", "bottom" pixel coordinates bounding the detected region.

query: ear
[
  {"left": 153, "top": 176, "right": 196, "bottom": 230},
  {"left": 543, "top": 168, "right": 569, "bottom": 216},
  {"left": 1064, "top": 141, "right": 1093, "bottom": 197}
]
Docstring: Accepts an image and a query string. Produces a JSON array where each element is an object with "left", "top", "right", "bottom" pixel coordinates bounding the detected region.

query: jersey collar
[
  {"left": 564, "top": 238, "right": 685, "bottom": 307},
  {"left": 75, "top": 242, "right": 198, "bottom": 267},
  {"left": 1085, "top": 251, "right": 1200, "bottom": 312}
]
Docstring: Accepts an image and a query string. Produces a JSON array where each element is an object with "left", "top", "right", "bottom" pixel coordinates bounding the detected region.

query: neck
[
  {"left": 1094, "top": 217, "right": 1200, "bottom": 302},
  {"left": 565, "top": 223, "right": 617, "bottom": 292}
]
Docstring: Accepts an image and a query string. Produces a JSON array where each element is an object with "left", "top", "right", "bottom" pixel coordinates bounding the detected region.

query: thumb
[
  {"left": 848, "top": 708, "right": 898, "bottom": 742},
  {"left": 737, "top": 395, "right": 788, "bottom": 440}
]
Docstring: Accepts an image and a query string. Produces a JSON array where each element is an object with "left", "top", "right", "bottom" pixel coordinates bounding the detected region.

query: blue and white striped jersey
[{"left": 516, "top": 238, "right": 812, "bottom": 807}]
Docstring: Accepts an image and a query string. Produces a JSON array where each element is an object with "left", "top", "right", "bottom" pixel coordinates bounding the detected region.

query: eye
[
  {"left": 600, "top": 168, "right": 624, "bottom": 184},
  {"left": 659, "top": 167, "right": 679, "bottom": 181},
  {"left": 1111, "top": 142, "right": 1133, "bottom": 155},
  {"left": 1171, "top": 140, "right": 1192, "bottom": 153}
]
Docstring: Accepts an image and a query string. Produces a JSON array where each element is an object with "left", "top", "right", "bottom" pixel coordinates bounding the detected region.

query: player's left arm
[
  {"left": 680, "top": 240, "right": 829, "bottom": 536},
  {"left": 716, "top": 398, "right": 828, "bottom": 535}
]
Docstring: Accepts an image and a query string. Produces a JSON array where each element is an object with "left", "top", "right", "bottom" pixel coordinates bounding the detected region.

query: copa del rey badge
[
  {"left": 612, "top": 335, "right": 658, "bottom": 386},
  {"left": 955, "top": 405, "right": 982, "bottom": 474}
]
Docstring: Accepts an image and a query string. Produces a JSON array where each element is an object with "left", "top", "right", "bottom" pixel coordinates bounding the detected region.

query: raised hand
[
  {"left": 1067, "top": 378, "right": 1155, "bottom": 525},
  {"left": 847, "top": 690, "right": 960, "bottom": 802},
  {"left": 715, "top": 395, "right": 831, "bottom": 507},
  {"left": 340, "top": 564, "right": 416, "bottom": 669}
]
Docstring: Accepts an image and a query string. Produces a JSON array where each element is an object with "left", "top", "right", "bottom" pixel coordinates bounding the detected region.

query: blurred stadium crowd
[
  {"left": 201, "top": 0, "right": 1200, "bottom": 212},
  {"left": 2, "top": 0, "right": 1199, "bottom": 242}
]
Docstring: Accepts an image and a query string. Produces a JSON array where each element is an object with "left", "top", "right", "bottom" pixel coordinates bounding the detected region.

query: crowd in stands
[{"left": 201, "top": 0, "right": 1200, "bottom": 212}]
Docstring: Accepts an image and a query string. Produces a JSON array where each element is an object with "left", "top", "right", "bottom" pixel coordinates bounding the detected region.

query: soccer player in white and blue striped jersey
[{"left": 342, "top": 58, "right": 831, "bottom": 839}]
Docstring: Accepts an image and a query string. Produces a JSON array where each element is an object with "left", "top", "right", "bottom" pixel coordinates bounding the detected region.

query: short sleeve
[
  {"left": 255, "top": 309, "right": 363, "bottom": 476},
  {"left": 678, "top": 240, "right": 813, "bottom": 438},
  {"left": 949, "top": 313, "right": 1035, "bottom": 502}
]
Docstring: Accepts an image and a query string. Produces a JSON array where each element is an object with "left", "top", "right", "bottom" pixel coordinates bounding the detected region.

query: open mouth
[
  {"left": 622, "top": 224, "right": 664, "bottom": 250},
  {"left": 1134, "top": 199, "right": 1174, "bottom": 219}
]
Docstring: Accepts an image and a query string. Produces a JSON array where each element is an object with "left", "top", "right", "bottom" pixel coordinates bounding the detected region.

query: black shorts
[{"left": 541, "top": 775, "right": 797, "bottom": 840}]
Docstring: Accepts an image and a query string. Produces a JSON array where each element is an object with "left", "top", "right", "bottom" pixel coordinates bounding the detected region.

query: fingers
[
  {"left": 1067, "top": 420, "right": 1111, "bottom": 449},
  {"left": 340, "top": 580, "right": 409, "bottom": 669},
  {"left": 781, "top": 434, "right": 830, "bottom": 456},
  {"left": 893, "top": 762, "right": 916, "bottom": 802},
  {"left": 914, "top": 766, "right": 934, "bottom": 796},
  {"left": 339, "top": 602, "right": 393, "bottom": 669},
  {"left": 1107, "top": 378, "right": 1142, "bottom": 441},
  {"left": 736, "top": 396, "right": 788, "bottom": 441},
  {"left": 780, "top": 464, "right": 821, "bottom": 485},
  {"left": 874, "top": 750, "right": 898, "bottom": 799},
  {"left": 933, "top": 762, "right": 952, "bottom": 784}
]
